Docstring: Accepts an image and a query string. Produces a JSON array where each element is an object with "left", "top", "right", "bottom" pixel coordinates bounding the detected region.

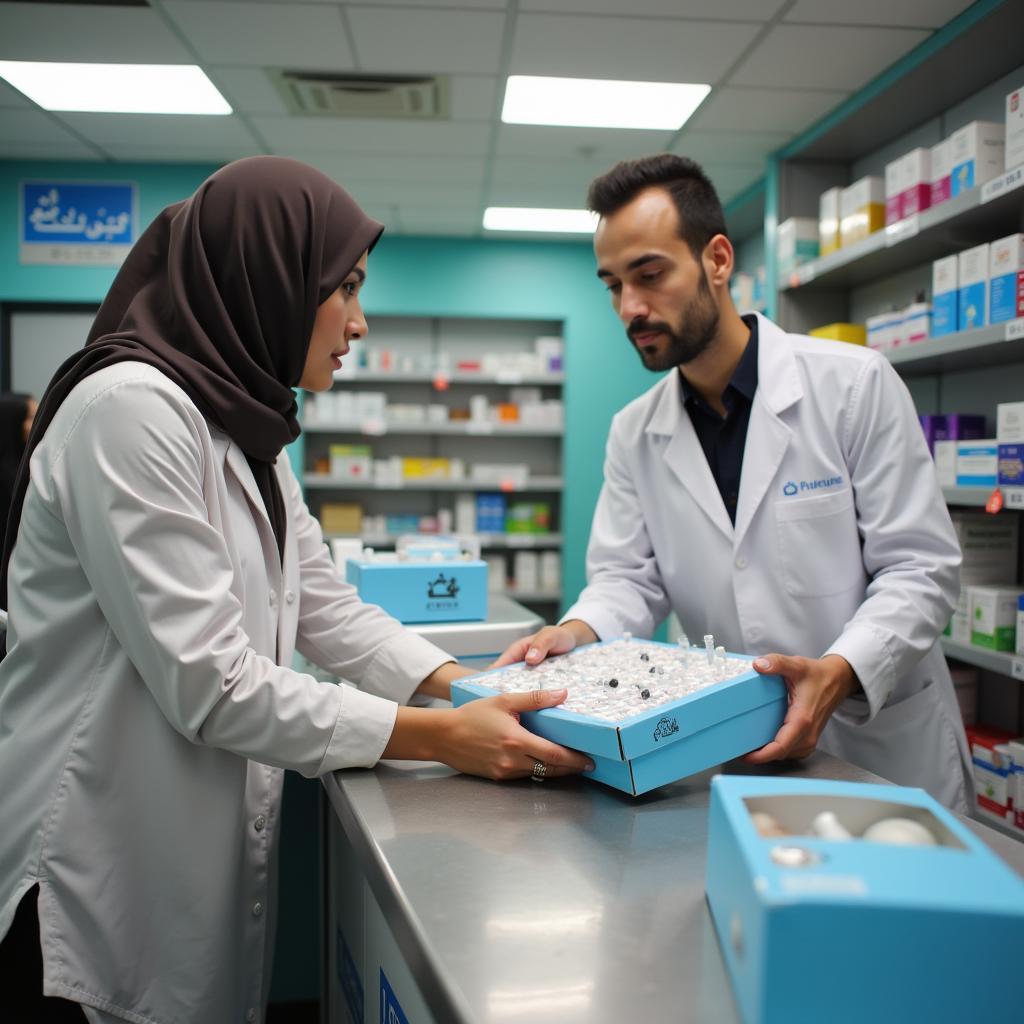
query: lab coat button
[
  {"left": 254, "top": 814, "right": 266, "bottom": 832},
  {"left": 735, "top": 556, "right": 748, "bottom": 570},
  {"left": 269, "top": 590, "right": 278, "bottom": 608},
  {"left": 252, "top": 901, "right": 263, "bottom": 917},
  {"left": 246, "top": 1010, "right": 257, "bottom": 1023},
  {"left": 285, "top": 590, "right": 295, "bottom": 604}
]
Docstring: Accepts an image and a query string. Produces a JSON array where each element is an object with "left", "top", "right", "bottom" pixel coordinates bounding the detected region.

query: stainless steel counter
[{"left": 322, "top": 754, "right": 1024, "bottom": 1024}]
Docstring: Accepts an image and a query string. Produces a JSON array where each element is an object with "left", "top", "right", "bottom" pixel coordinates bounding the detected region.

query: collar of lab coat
[{"left": 643, "top": 312, "right": 804, "bottom": 544}]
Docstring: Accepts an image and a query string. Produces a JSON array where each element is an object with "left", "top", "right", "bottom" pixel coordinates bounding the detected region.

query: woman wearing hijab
[
  {"left": 0, "top": 157, "right": 589, "bottom": 1024},
  {"left": 0, "top": 392, "right": 36, "bottom": 542}
]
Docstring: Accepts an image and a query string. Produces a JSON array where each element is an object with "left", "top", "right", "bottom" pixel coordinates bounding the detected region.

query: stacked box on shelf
[
  {"left": 944, "top": 510, "right": 1018, "bottom": 643},
  {"left": 1007, "top": 84, "right": 1024, "bottom": 171},
  {"left": 949, "top": 121, "right": 1005, "bottom": 196},
  {"left": 452, "top": 638, "right": 787, "bottom": 796},
  {"left": 998, "top": 401, "right": 1024, "bottom": 502},
  {"left": 989, "top": 234, "right": 1024, "bottom": 324}
]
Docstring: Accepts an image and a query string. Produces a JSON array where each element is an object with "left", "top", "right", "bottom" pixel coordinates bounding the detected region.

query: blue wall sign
[{"left": 20, "top": 180, "right": 137, "bottom": 266}]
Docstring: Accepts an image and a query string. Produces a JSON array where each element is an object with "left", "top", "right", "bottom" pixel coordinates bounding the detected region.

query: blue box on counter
[
  {"left": 706, "top": 775, "right": 1024, "bottom": 1024},
  {"left": 451, "top": 640, "right": 786, "bottom": 796},
  {"left": 346, "top": 556, "right": 487, "bottom": 623}
]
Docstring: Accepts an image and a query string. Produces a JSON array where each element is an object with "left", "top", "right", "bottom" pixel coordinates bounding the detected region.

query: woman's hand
[{"left": 385, "top": 689, "right": 594, "bottom": 781}]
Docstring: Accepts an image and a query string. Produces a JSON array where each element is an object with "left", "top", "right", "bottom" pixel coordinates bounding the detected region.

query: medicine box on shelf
[
  {"left": 451, "top": 638, "right": 786, "bottom": 796},
  {"left": 346, "top": 537, "right": 487, "bottom": 623},
  {"left": 705, "top": 776, "right": 1024, "bottom": 1024}
]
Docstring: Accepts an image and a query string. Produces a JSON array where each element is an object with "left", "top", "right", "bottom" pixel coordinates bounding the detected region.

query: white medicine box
[
  {"left": 949, "top": 121, "right": 1005, "bottom": 196},
  {"left": 931, "top": 255, "right": 958, "bottom": 336},
  {"left": 988, "top": 233, "right": 1024, "bottom": 324},
  {"left": 957, "top": 243, "right": 989, "bottom": 330},
  {"left": 1006, "top": 85, "right": 1024, "bottom": 171}
]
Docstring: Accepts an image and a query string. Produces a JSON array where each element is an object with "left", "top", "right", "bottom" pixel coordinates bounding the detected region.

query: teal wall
[{"left": 0, "top": 158, "right": 659, "bottom": 612}]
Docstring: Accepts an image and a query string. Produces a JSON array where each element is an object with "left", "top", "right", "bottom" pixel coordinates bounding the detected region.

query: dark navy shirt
[{"left": 679, "top": 314, "right": 758, "bottom": 525}]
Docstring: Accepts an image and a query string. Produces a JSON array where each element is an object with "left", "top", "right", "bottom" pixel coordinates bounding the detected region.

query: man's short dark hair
[{"left": 587, "top": 154, "right": 728, "bottom": 259}]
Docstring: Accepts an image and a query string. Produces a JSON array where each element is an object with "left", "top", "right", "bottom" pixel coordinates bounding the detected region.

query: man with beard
[{"left": 496, "top": 154, "right": 971, "bottom": 810}]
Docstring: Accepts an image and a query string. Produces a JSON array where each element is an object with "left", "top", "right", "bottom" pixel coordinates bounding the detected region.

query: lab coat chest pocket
[{"left": 774, "top": 489, "right": 864, "bottom": 597}]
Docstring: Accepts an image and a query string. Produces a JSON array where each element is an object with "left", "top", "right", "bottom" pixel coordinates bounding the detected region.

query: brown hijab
[{"left": 1, "top": 156, "right": 382, "bottom": 605}]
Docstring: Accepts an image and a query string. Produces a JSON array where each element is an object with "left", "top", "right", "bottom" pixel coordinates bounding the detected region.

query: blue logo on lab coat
[{"left": 782, "top": 481, "right": 798, "bottom": 496}]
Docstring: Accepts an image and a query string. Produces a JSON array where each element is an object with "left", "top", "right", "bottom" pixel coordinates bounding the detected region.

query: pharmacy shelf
[
  {"left": 332, "top": 372, "right": 564, "bottom": 386},
  {"left": 303, "top": 421, "right": 562, "bottom": 437},
  {"left": 303, "top": 476, "right": 564, "bottom": 493},
  {"left": 971, "top": 809, "right": 1024, "bottom": 845},
  {"left": 784, "top": 164, "right": 1024, "bottom": 292},
  {"left": 886, "top": 320, "right": 1024, "bottom": 376},
  {"left": 940, "top": 637, "right": 1024, "bottom": 680},
  {"left": 942, "top": 487, "right": 996, "bottom": 507},
  {"left": 325, "top": 532, "right": 563, "bottom": 549}
]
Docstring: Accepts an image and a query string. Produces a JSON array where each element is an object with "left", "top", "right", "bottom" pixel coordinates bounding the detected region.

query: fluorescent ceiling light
[
  {"left": 483, "top": 207, "right": 599, "bottom": 234},
  {"left": 0, "top": 61, "right": 232, "bottom": 115},
  {"left": 502, "top": 75, "right": 710, "bottom": 131}
]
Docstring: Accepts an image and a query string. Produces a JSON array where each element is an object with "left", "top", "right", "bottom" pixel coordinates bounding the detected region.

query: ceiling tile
[
  {"left": 52, "top": 113, "right": 260, "bottom": 149},
  {"left": 518, "top": 0, "right": 783, "bottom": 19},
  {"left": 300, "top": 153, "right": 486, "bottom": 188},
  {"left": 697, "top": 162, "right": 765, "bottom": 195},
  {"left": 0, "top": 139, "right": 101, "bottom": 160},
  {"left": 509, "top": 14, "right": 761, "bottom": 83},
  {"left": 785, "top": 0, "right": 973, "bottom": 28},
  {"left": 254, "top": 116, "right": 491, "bottom": 156},
  {"left": 99, "top": 143, "right": 258, "bottom": 164},
  {"left": 495, "top": 124, "right": 673, "bottom": 163},
  {"left": 0, "top": 2, "right": 192, "bottom": 62},
  {"left": 346, "top": 7, "right": 505, "bottom": 75},
  {"left": 686, "top": 86, "right": 848, "bottom": 134},
  {"left": 0, "top": 78, "right": 32, "bottom": 108},
  {"left": 336, "top": 180, "right": 483, "bottom": 209},
  {"left": 488, "top": 182, "right": 598, "bottom": 210},
  {"left": 0, "top": 108, "right": 93, "bottom": 146},
  {"left": 490, "top": 156, "right": 610, "bottom": 192},
  {"left": 390, "top": 206, "right": 480, "bottom": 237},
  {"left": 209, "top": 67, "right": 290, "bottom": 116},
  {"left": 730, "top": 24, "right": 929, "bottom": 90},
  {"left": 450, "top": 76, "right": 499, "bottom": 121},
  {"left": 673, "top": 130, "right": 791, "bottom": 164},
  {"left": 161, "top": 2, "right": 354, "bottom": 70}
]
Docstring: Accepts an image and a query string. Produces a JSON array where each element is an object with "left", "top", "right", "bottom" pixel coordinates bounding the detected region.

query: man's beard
[{"left": 627, "top": 269, "right": 720, "bottom": 372}]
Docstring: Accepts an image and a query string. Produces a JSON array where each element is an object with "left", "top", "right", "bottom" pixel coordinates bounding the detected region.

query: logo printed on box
[{"left": 653, "top": 717, "right": 679, "bottom": 742}]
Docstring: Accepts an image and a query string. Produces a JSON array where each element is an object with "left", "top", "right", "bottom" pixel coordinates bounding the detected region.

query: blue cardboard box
[
  {"left": 451, "top": 639, "right": 786, "bottom": 795},
  {"left": 346, "top": 556, "right": 487, "bottom": 623},
  {"left": 706, "top": 775, "right": 1024, "bottom": 1024}
]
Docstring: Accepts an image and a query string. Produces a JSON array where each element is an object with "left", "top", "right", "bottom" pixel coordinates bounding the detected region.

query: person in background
[
  {"left": 0, "top": 392, "right": 36, "bottom": 536},
  {"left": 0, "top": 157, "right": 590, "bottom": 1024},
  {"left": 497, "top": 153, "right": 970, "bottom": 812}
]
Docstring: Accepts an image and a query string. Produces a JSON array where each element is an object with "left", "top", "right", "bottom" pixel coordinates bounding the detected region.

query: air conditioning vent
[{"left": 270, "top": 71, "right": 451, "bottom": 120}]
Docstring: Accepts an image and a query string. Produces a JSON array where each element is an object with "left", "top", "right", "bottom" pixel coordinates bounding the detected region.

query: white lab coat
[
  {"left": 564, "top": 313, "right": 971, "bottom": 811},
  {"left": 0, "top": 362, "right": 451, "bottom": 1024}
]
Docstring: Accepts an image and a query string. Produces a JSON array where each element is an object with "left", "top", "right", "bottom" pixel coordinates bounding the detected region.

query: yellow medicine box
[
  {"left": 401, "top": 457, "right": 450, "bottom": 480},
  {"left": 839, "top": 176, "right": 885, "bottom": 247},
  {"left": 320, "top": 503, "right": 363, "bottom": 535},
  {"left": 809, "top": 322, "right": 867, "bottom": 346}
]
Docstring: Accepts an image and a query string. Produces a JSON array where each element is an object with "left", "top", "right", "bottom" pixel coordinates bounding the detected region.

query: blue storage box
[
  {"left": 706, "top": 775, "right": 1024, "bottom": 1024},
  {"left": 346, "top": 537, "right": 487, "bottom": 623},
  {"left": 451, "top": 639, "right": 786, "bottom": 795}
]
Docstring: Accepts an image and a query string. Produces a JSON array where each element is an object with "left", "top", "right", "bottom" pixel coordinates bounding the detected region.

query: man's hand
[
  {"left": 745, "top": 653, "right": 860, "bottom": 764},
  {"left": 491, "top": 619, "right": 598, "bottom": 669}
]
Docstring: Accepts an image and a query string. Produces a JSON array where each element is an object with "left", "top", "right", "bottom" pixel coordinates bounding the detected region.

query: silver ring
[{"left": 531, "top": 761, "right": 547, "bottom": 782}]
